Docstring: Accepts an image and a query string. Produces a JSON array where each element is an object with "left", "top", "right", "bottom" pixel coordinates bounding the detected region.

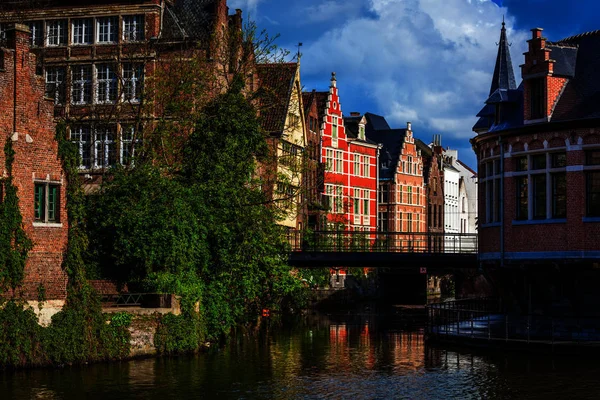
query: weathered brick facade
[{"left": 0, "top": 25, "right": 68, "bottom": 300}]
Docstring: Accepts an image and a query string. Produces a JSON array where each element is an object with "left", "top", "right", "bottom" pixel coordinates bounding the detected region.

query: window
[
  {"left": 586, "top": 150, "right": 600, "bottom": 217},
  {"left": 45, "top": 67, "right": 66, "bottom": 104},
  {"left": 335, "top": 150, "right": 343, "bottom": 173},
  {"left": 332, "top": 116, "right": 338, "bottom": 146},
  {"left": 94, "top": 126, "right": 117, "bottom": 168},
  {"left": 325, "top": 149, "right": 333, "bottom": 171},
  {"left": 71, "top": 125, "right": 117, "bottom": 169},
  {"left": 358, "top": 125, "right": 365, "bottom": 140},
  {"left": 71, "top": 65, "right": 92, "bottom": 104},
  {"left": 363, "top": 195, "right": 369, "bottom": 217},
  {"left": 516, "top": 176, "right": 528, "bottom": 220},
  {"left": 354, "top": 155, "right": 360, "bottom": 176},
  {"left": 407, "top": 156, "right": 413, "bottom": 174},
  {"left": 34, "top": 183, "right": 60, "bottom": 223},
  {"left": 532, "top": 174, "right": 546, "bottom": 219},
  {"left": 97, "top": 17, "right": 118, "bottom": 43},
  {"left": 71, "top": 126, "right": 92, "bottom": 168},
  {"left": 380, "top": 184, "right": 389, "bottom": 203},
  {"left": 407, "top": 187, "right": 412, "bottom": 205},
  {"left": 398, "top": 185, "right": 403, "bottom": 203},
  {"left": 72, "top": 18, "right": 93, "bottom": 45},
  {"left": 552, "top": 172, "right": 566, "bottom": 218},
  {"left": 29, "top": 21, "right": 43, "bottom": 47},
  {"left": 379, "top": 211, "right": 388, "bottom": 232},
  {"left": 0, "top": 23, "right": 7, "bottom": 43},
  {"left": 121, "top": 125, "right": 139, "bottom": 165},
  {"left": 47, "top": 20, "right": 67, "bottom": 46},
  {"left": 363, "top": 156, "right": 369, "bottom": 178},
  {"left": 123, "top": 15, "right": 144, "bottom": 42},
  {"left": 587, "top": 171, "right": 600, "bottom": 217},
  {"left": 481, "top": 158, "right": 502, "bottom": 223},
  {"left": 529, "top": 78, "right": 544, "bottom": 119},
  {"left": 353, "top": 188, "right": 360, "bottom": 216},
  {"left": 407, "top": 213, "right": 413, "bottom": 233},
  {"left": 552, "top": 152, "right": 567, "bottom": 168},
  {"left": 531, "top": 154, "right": 546, "bottom": 170},
  {"left": 515, "top": 156, "right": 528, "bottom": 171},
  {"left": 96, "top": 64, "right": 117, "bottom": 103}
]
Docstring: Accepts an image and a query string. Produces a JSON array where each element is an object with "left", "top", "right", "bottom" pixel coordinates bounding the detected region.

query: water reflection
[{"left": 3, "top": 313, "right": 600, "bottom": 399}]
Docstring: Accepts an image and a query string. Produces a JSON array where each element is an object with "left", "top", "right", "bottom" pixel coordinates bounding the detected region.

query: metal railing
[
  {"left": 287, "top": 230, "right": 478, "bottom": 254},
  {"left": 427, "top": 298, "right": 600, "bottom": 344}
]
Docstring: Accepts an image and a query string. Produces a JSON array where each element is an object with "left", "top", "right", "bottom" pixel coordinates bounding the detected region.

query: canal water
[{"left": 2, "top": 312, "right": 599, "bottom": 399}]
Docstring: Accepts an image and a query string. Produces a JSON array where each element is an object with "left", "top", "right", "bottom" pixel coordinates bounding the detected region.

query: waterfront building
[
  {"left": 301, "top": 90, "right": 325, "bottom": 231},
  {"left": 257, "top": 62, "right": 307, "bottom": 230},
  {"left": 416, "top": 137, "right": 444, "bottom": 251},
  {"left": 0, "top": 24, "right": 68, "bottom": 302},
  {"left": 313, "top": 73, "right": 380, "bottom": 232},
  {"left": 0, "top": 0, "right": 253, "bottom": 186},
  {"left": 472, "top": 22, "right": 600, "bottom": 315},
  {"left": 365, "top": 114, "right": 426, "bottom": 240}
]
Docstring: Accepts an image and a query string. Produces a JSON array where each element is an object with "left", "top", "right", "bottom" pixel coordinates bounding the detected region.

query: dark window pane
[
  {"left": 531, "top": 154, "right": 546, "bottom": 170},
  {"left": 586, "top": 150, "right": 600, "bottom": 166},
  {"left": 516, "top": 176, "right": 528, "bottom": 220},
  {"left": 551, "top": 152, "right": 567, "bottom": 168},
  {"left": 530, "top": 78, "right": 544, "bottom": 119},
  {"left": 494, "top": 178, "right": 501, "bottom": 222},
  {"left": 48, "top": 185, "right": 58, "bottom": 221},
  {"left": 552, "top": 173, "right": 566, "bottom": 218},
  {"left": 587, "top": 171, "right": 600, "bottom": 217},
  {"left": 515, "top": 156, "right": 527, "bottom": 171},
  {"left": 533, "top": 174, "right": 547, "bottom": 219},
  {"left": 34, "top": 184, "right": 45, "bottom": 221}
]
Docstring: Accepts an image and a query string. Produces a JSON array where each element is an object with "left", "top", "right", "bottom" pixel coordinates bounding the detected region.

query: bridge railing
[{"left": 287, "top": 230, "right": 478, "bottom": 254}]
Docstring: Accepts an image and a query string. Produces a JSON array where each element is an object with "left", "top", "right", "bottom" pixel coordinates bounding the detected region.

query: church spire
[{"left": 489, "top": 19, "right": 517, "bottom": 95}]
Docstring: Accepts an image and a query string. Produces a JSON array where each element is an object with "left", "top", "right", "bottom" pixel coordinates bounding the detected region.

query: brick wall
[
  {"left": 0, "top": 25, "right": 68, "bottom": 300},
  {"left": 476, "top": 127, "right": 600, "bottom": 259}
]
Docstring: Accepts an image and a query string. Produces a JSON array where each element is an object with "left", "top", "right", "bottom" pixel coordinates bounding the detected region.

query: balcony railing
[{"left": 287, "top": 230, "right": 478, "bottom": 254}]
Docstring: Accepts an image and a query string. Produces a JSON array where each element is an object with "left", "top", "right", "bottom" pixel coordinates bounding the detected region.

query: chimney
[{"left": 350, "top": 112, "right": 360, "bottom": 117}]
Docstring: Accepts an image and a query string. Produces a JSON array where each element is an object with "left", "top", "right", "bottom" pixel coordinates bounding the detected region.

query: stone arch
[
  {"left": 512, "top": 141, "right": 525, "bottom": 153},
  {"left": 583, "top": 134, "right": 600, "bottom": 145},
  {"left": 528, "top": 139, "right": 544, "bottom": 151},
  {"left": 548, "top": 136, "right": 565, "bottom": 149}
]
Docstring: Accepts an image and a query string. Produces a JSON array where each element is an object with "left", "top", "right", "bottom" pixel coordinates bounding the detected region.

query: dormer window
[
  {"left": 530, "top": 78, "right": 544, "bottom": 119},
  {"left": 358, "top": 125, "right": 365, "bottom": 140}
]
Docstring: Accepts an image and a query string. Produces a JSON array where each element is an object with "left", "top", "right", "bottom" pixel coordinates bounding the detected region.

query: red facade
[{"left": 317, "top": 73, "right": 379, "bottom": 231}]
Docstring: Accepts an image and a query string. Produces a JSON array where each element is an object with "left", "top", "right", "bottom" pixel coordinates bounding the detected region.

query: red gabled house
[{"left": 314, "top": 73, "right": 379, "bottom": 232}]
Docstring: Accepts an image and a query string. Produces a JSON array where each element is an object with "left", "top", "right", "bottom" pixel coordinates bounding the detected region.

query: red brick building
[
  {"left": 315, "top": 73, "right": 379, "bottom": 231},
  {"left": 416, "top": 136, "right": 444, "bottom": 251},
  {"left": 0, "top": 24, "right": 68, "bottom": 300},
  {"left": 365, "top": 114, "right": 426, "bottom": 240},
  {"left": 472, "top": 22, "right": 600, "bottom": 315},
  {"left": 0, "top": 0, "right": 251, "bottom": 184}
]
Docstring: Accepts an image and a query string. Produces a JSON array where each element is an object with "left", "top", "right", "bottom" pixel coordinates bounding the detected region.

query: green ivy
[
  {"left": 154, "top": 312, "right": 206, "bottom": 355},
  {"left": 0, "top": 137, "right": 34, "bottom": 294}
]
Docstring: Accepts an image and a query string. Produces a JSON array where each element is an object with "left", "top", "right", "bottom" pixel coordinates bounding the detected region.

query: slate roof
[
  {"left": 364, "top": 113, "right": 406, "bottom": 180},
  {"left": 415, "top": 139, "right": 433, "bottom": 183},
  {"left": 302, "top": 91, "right": 315, "bottom": 116},
  {"left": 343, "top": 115, "right": 378, "bottom": 145},
  {"left": 489, "top": 21, "right": 517, "bottom": 96},
  {"left": 162, "top": 0, "right": 219, "bottom": 40},
  {"left": 256, "top": 63, "right": 297, "bottom": 135},
  {"left": 313, "top": 91, "right": 329, "bottom": 126}
]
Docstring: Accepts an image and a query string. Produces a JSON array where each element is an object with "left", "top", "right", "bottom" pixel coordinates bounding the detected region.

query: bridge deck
[{"left": 286, "top": 231, "right": 478, "bottom": 271}]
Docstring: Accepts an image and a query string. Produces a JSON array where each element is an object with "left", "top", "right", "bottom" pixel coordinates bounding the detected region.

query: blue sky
[{"left": 229, "top": 0, "right": 600, "bottom": 168}]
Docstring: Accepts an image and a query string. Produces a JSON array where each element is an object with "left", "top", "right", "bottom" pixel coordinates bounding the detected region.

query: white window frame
[
  {"left": 72, "top": 18, "right": 93, "bottom": 45},
  {"left": 122, "top": 63, "right": 143, "bottom": 103},
  {"left": 96, "top": 63, "right": 118, "bottom": 104},
  {"left": 122, "top": 15, "right": 144, "bottom": 42},
  {"left": 46, "top": 20, "right": 67, "bottom": 46},
  {"left": 45, "top": 66, "right": 66, "bottom": 104},
  {"left": 71, "top": 65, "right": 93, "bottom": 105},
  {"left": 96, "top": 16, "right": 118, "bottom": 43}
]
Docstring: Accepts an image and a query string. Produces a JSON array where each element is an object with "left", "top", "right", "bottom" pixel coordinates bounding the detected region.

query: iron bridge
[{"left": 286, "top": 231, "right": 478, "bottom": 273}]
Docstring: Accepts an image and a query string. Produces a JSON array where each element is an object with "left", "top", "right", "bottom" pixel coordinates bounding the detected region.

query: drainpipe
[
  {"left": 499, "top": 135, "right": 505, "bottom": 268},
  {"left": 376, "top": 144, "right": 381, "bottom": 232}
]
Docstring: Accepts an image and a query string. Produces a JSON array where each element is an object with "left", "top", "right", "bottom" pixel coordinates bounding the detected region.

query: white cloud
[{"left": 302, "top": 0, "right": 529, "bottom": 144}]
